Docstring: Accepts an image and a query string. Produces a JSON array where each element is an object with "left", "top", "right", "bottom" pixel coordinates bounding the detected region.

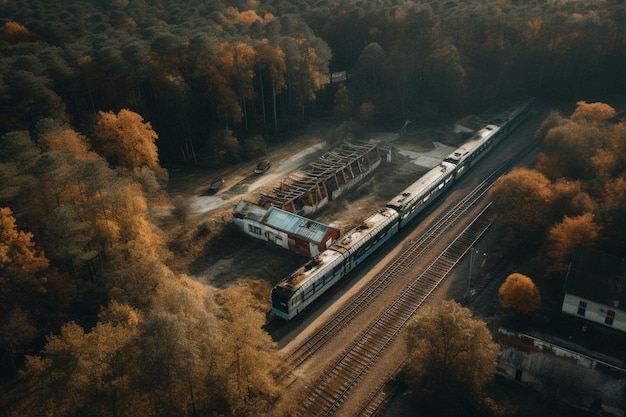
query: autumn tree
[
  {"left": 351, "top": 42, "right": 386, "bottom": 100},
  {"left": 570, "top": 101, "right": 616, "bottom": 125},
  {"left": 359, "top": 100, "right": 375, "bottom": 124},
  {"left": 597, "top": 177, "right": 626, "bottom": 254},
  {"left": 534, "top": 110, "right": 565, "bottom": 144},
  {"left": 93, "top": 109, "right": 159, "bottom": 171},
  {"left": 489, "top": 167, "right": 555, "bottom": 250},
  {"left": 498, "top": 273, "right": 541, "bottom": 314},
  {"left": 0, "top": 131, "right": 40, "bottom": 224},
  {"left": 216, "top": 284, "right": 282, "bottom": 416},
  {"left": 592, "top": 119, "right": 626, "bottom": 179},
  {"left": 11, "top": 304, "right": 144, "bottom": 417},
  {"left": 0, "top": 21, "right": 33, "bottom": 43},
  {"left": 2, "top": 69, "right": 68, "bottom": 131},
  {"left": 536, "top": 101, "right": 617, "bottom": 181},
  {"left": 543, "top": 213, "right": 600, "bottom": 275},
  {"left": 403, "top": 301, "right": 500, "bottom": 415},
  {"left": 424, "top": 44, "right": 468, "bottom": 114},
  {"left": 36, "top": 118, "right": 97, "bottom": 159},
  {"left": 0, "top": 207, "right": 49, "bottom": 373},
  {"left": 217, "top": 41, "right": 257, "bottom": 129}
]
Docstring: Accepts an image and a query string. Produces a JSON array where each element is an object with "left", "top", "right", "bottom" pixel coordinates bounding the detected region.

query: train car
[
  {"left": 387, "top": 160, "right": 457, "bottom": 228},
  {"left": 497, "top": 97, "right": 534, "bottom": 135},
  {"left": 271, "top": 206, "right": 399, "bottom": 320},
  {"left": 271, "top": 98, "right": 534, "bottom": 321},
  {"left": 443, "top": 98, "right": 534, "bottom": 178},
  {"left": 442, "top": 124, "right": 502, "bottom": 178}
]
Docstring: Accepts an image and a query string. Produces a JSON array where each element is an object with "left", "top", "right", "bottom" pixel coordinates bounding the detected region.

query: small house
[
  {"left": 233, "top": 200, "right": 340, "bottom": 257},
  {"left": 562, "top": 249, "right": 626, "bottom": 332}
]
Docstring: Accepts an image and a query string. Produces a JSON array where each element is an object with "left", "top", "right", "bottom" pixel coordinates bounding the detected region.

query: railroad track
[
  {"left": 285, "top": 155, "right": 515, "bottom": 368},
  {"left": 297, "top": 206, "right": 492, "bottom": 417},
  {"left": 279, "top": 142, "right": 538, "bottom": 417}
]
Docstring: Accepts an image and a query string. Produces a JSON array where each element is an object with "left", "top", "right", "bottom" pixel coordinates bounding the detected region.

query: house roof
[
  {"left": 233, "top": 200, "right": 338, "bottom": 244},
  {"left": 233, "top": 200, "right": 267, "bottom": 222},
  {"left": 264, "top": 206, "right": 336, "bottom": 244},
  {"left": 564, "top": 249, "right": 626, "bottom": 310}
]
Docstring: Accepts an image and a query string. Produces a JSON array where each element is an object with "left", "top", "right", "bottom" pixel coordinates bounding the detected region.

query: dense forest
[
  {"left": 491, "top": 100, "right": 626, "bottom": 275},
  {"left": 1, "top": 0, "right": 626, "bottom": 416},
  {"left": 2, "top": 0, "right": 626, "bottom": 166}
]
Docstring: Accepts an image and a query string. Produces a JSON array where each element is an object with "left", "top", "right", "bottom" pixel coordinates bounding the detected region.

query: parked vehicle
[
  {"left": 209, "top": 177, "right": 225, "bottom": 192},
  {"left": 254, "top": 159, "right": 271, "bottom": 175}
]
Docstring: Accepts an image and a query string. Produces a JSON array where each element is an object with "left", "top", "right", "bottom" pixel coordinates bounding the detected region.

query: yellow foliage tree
[
  {"left": 0, "top": 207, "right": 49, "bottom": 370},
  {"left": 489, "top": 167, "right": 554, "bottom": 247},
  {"left": 498, "top": 273, "right": 541, "bottom": 314},
  {"left": 37, "top": 119, "right": 98, "bottom": 160},
  {"left": 93, "top": 109, "right": 159, "bottom": 170},
  {"left": 404, "top": 301, "right": 500, "bottom": 414},
  {"left": 0, "top": 21, "right": 32, "bottom": 42},
  {"left": 544, "top": 212, "right": 600, "bottom": 275},
  {"left": 570, "top": 101, "right": 616, "bottom": 125}
]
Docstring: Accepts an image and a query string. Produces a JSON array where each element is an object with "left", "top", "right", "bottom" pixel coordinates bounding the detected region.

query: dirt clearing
[{"left": 159, "top": 120, "right": 469, "bottom": 293}]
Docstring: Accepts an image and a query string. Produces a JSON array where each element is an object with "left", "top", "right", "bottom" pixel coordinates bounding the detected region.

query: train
[{"left": 271, "top": 98, "right": 534, "bottom": 320}]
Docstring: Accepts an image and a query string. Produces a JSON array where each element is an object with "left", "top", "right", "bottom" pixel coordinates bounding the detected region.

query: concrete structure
[
  {"left": 561, "top": 249, "right": 626, "bottom": 333},
  {"left": 259, "top": 141, "right": 383, "bottom": 215},
  {"left": 496, "top": 328, "right": 626, "bottom": 416},
  {"left": 232, "top": 200, "right": 340, "bottom": 258}
]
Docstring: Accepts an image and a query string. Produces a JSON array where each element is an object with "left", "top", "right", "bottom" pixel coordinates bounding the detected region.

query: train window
[{"left": 291, "top": 293, "right": 303, "bottom": 307}]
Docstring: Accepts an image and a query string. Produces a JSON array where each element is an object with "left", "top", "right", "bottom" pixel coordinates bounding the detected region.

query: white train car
[
  {"left": 271, "top": 206, "right": 399, "bottom": 320},
  {"left": 271, "top": 98, "right": 535, "bottom": 320},
  {"left": 443, "top": 124, "right": 501, "bottom": 178},
  {"left": 386, "top": 160, "right": 457, "bottom": 227}
]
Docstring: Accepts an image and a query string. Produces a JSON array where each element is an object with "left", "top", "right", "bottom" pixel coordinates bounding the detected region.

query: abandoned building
[
  {"left": 496, "top": 328, "right": 626, "bottom": 416},
  {"left": 258, "top": 141, "right": 385, "bottom": 215},
  {"left": 232, "top": 200, "right": 340, "bottom": 258}
]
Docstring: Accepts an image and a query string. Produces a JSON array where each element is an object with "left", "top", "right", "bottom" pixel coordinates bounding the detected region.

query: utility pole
[{"left": 466, "top": 247, "right": 486, "bottom": 299}]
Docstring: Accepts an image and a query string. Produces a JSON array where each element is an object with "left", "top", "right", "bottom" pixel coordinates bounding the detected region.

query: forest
[
  {"left": 1, "top": 0, "right": 626, "bottom": 416},
  {"left": 490, "top": 100, "right": 626, "bottom": 281}
]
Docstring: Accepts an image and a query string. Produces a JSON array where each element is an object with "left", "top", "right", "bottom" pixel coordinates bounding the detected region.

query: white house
[
  {"left": 232, "top": 200, "right": 340, "bottom": 258},
  {"left": 561, "top": 249, "right": 626, "bottom": 333}
]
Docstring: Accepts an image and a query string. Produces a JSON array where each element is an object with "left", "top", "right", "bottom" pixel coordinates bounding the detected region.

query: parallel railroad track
[
  {"left": 285, "top": 149, "right": 520, "bottom": 369},
  {"left": 298, "top": 207, "right": 492, "bottom": 417},
  {"left": 278, "top": 142, "right": 538, "bottom": 417}
]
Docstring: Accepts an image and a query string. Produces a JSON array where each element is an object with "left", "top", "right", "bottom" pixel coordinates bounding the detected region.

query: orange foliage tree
[
  {"left": 0, "top": 207, "right": 49, "bottom": 370},
  {"left": 498, "top": 273, "right": 541, "bottom": 314},
  {"left": 544, "top": 212, "right": 600, "bottom": 275},
  {"left": 404, "top": 301, "right": 500, "bottom": 414},
  {"left": 0, "top": 21, "right": 32, "bottom": 42},
  {"left": 489, "top": 167, "right": 555, "bottom": 248},
  {"left": 93, "top": 109, "right": 159, "bottom": 170}
]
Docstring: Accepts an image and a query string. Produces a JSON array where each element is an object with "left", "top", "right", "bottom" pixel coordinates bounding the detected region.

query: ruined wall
[{"left": 496, "top": 328, "right": 626, "bottom": 416}]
